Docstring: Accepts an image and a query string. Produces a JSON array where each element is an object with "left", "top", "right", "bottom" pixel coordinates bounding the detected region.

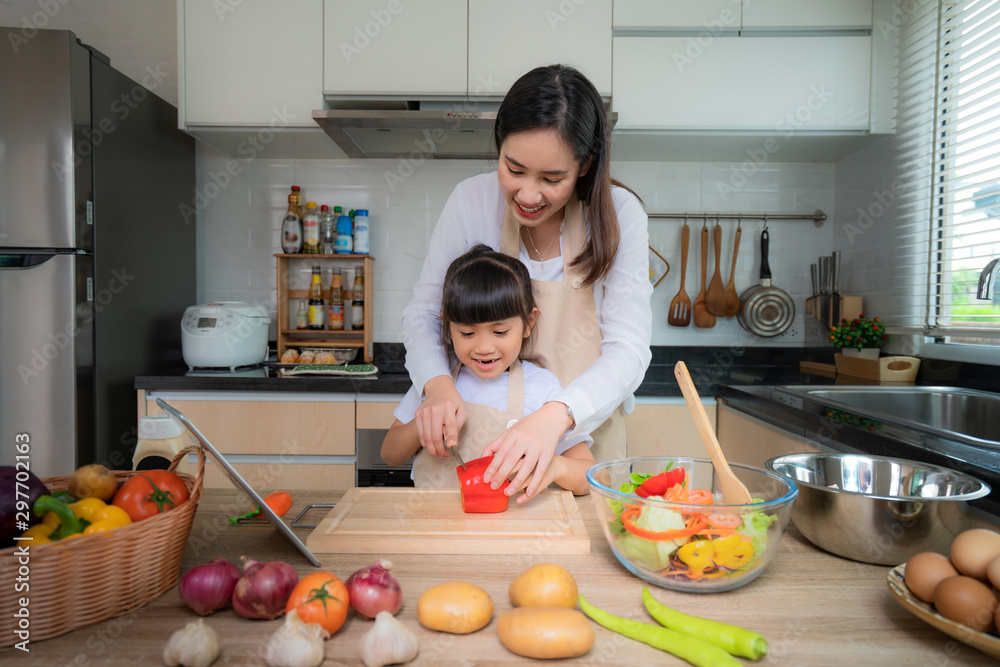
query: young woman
[
  {"left": 400, "top": 64, "right": 652, "bottom": 502},
  {"left": 382, "top": 245, "right": 594, "bottom": 498}
]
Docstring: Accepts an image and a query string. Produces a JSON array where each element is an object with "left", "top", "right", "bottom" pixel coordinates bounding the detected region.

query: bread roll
[
  {"left": 298, "top": 350, "right": 316, "bottom": 364},
  {"left": 314, "top": 351, "right": 336, "bottom": 365},
  {"left": 280, "top": 349, "right": 299, "bottom": 364}
]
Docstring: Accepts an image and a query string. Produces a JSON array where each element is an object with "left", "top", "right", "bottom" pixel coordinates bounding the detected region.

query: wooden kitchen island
[{"left": 6, "top": 489, "right": 997, "bottom": 665}]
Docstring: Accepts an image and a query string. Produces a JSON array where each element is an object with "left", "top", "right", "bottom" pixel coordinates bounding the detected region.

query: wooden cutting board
[{"left": 306, "top": 487, "right": 590, "bottom": 555}]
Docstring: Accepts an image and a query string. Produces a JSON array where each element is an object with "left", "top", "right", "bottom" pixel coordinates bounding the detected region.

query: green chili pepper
[
  {"left": 578, "top": 594, "right": 741, "bottom": 667},
  {"left": 33, "top": 495, "right": 84, "bottom": 540},
  {"left": 642, "top": 587, "right": 767, "bottom": 660}
]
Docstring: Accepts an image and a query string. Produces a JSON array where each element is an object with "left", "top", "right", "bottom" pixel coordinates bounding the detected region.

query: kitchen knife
[
  {"left": 819, "top": 256, "right": 831, "bottom": 328},
  {"left": 831, "top": 251, "right": 842, "bottom": 325},
  {"left": 448, "top": 445, "right": 466, "bottom": 470},
  {"left": 810, "top": 263, "right": 819, "bottom": 318}
]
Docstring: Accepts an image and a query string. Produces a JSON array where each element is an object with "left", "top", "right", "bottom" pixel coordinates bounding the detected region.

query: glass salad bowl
[{"left": 587, "top": 457, "right": 798, "bottom": 593}]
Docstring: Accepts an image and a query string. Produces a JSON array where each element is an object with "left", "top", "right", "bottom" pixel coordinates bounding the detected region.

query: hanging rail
[{"left": 648, "top": 209, "right": 826, "bottom": 227}]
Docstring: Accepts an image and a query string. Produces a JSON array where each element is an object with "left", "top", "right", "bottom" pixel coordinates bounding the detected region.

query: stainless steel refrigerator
[{"left": 0, "top": 30, "right": 196, "bottom": 477}]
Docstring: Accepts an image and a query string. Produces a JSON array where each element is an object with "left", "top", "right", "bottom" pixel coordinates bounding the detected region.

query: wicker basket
[{"left": 0, "top": 445, "right": 205, "bottom": 647}]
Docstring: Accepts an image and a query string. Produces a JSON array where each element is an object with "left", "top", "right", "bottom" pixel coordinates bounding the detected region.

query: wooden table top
[{"left": 5, "top": 488, "right": 998, "bottom": 666}]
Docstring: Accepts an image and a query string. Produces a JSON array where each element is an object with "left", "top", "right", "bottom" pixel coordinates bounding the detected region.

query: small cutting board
[{"left": 306, "top": 487, "right": 590, "bottom": 555}]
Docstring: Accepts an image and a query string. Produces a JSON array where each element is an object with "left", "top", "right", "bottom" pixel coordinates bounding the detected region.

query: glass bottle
[
  {"left": 319, "top": 205, "right": 335, "bottom": 255},
  {"left": 281, "top": 192, "right": 302, "bottom": 254},
  {"left": 295, "top": 298, "right": 307, "bottom": 329},
  {"left": 307, "top": 266, "right": 324, "bottom": 330},
  {"left": 352, "top": 273, "right": 365, "bottom": 331},
  {"left": 302, "top": 202, "right": 320, "bottom": 254},
  {"left": 327, "top": 272, "right": 344, "bottom": 330},
  {"left": 291, "top": 185, "right": 303, "bottom": 219}
]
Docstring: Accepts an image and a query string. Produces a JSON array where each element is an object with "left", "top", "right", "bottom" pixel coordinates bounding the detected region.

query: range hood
[{"left": 313, "top": 101, "right": 617, "bottom": 160}]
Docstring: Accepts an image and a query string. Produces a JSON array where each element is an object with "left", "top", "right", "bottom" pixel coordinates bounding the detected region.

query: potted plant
[{"left": 829, "top": 315, "right": 888, "bottom": 359}]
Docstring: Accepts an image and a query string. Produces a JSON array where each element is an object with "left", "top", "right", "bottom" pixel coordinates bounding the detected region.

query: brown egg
[
  {"left": 988, "top": 555, "right": 1000, "bottom": 591},
  {"left": 905, "top": 552, "right": 959, "bottom": 603},
  {"left": 933, "top": 575, "right": 999, "bottom": 633},
  {"left": 950, "top": 529, "right": 1000, "bottom": 580}
]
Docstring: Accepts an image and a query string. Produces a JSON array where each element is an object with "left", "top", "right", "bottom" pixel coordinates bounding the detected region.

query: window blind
[{"left": 890, "top": 0, "right": 1000, "bottom": 344}]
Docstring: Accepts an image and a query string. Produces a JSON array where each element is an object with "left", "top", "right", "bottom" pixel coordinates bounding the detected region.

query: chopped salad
[{"left": 606, "top": 464, "right": 777, "bottom": 581}]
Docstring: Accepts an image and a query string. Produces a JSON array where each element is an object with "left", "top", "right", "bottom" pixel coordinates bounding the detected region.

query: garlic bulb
[
  {"left": 162, "top": 619, "right": 221, "bottom": 667},
  {"left": 360, "top": 611, "right": 419, "bottom": 667},
  {"left": 264, "top": 608, "right": 330, "bottom": 667}
]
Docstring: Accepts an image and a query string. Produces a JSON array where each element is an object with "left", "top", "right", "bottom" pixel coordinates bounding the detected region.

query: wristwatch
[{"left": 564, "top": 403, "right": 575, "bottom": 428}]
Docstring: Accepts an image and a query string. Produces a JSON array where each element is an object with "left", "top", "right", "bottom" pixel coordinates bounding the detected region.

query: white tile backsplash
[{"left": 194, "top": 143, "right": 838, "bottom": 347}]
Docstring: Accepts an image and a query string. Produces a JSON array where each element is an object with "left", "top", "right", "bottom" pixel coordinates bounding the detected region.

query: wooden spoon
[
  {"left": 673, "top": 361, "right": 753, "bottom": 505},
  {"left": 706, "top": 222, "right": 727, "bottom": 316},
  {"left": 692, "top": 225, "right": 716, "bottom": 328},
  {"left": 667, "top": 222, "right": 691, "bottom": 327},
  {"left": 723, "top": 223, "right": 742, "bottom": 317}
]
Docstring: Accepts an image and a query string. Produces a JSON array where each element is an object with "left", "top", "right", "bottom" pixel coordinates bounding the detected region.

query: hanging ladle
[{"left": 674, "top": 361, "right": 753, "bottom": 505}]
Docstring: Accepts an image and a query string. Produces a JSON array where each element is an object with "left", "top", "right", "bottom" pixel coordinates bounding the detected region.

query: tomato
[
  {"left": 635, "top": 467, "right": 686, "bottom": 498},
  {"left": 112, "top": 470, "right": 190, "bottom": 522},
  {"left": 286, "top": 572, "right": 349, "bottom": 635}
]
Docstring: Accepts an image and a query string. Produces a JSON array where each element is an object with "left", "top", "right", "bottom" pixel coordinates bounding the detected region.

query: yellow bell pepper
[
  {"left": 21, "top": 524, "right": 56, "bottom": 540},
  {"left": 677, "top": 539, "right": 715, "bottom": 576},
  {"left": 92, "top": 504, "right": 132, "bottom": 527},
  {"left": 41, "top": 510, "right": 62, "bottom": 529},
  {"left": 712, "top": 535, "right": 754, "bottom": 570},
  {"left": 69, "top": 497, "right": 107, "bottom": 522}
]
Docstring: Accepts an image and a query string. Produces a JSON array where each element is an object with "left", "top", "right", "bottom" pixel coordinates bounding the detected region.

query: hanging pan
[{"left": 738, "top": 228, "right": 795, "bottom": 337}]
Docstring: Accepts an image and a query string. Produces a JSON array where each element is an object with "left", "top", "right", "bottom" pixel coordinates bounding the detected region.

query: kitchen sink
[{"left": 774, "top": 385, "right": 1000, "bottom": 449}]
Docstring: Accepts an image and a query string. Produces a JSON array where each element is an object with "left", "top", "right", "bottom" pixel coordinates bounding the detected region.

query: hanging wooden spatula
[
  {"left": 674, "top": 361, "right": 753, "bottom": 505},
  {"left": 723, "top": 222, "right": 742, "bottom": 317},
  {"left": 667, "top": 222, "right": 691, "bottom": 327},
  {"left": 692, "top": 224, "right": 716, "bottom": 328},
  {"left": 706, "top": 221, "right": 727, "bottom": 316}
]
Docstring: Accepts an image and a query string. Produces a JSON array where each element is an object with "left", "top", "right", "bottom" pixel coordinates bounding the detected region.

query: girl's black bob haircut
[{"left": 441, "top": 244, "right": 536, "bottom": 329}]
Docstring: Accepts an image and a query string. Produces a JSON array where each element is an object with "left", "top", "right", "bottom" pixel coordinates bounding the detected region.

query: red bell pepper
[
  {"left": 457, "top": 456, "right": 510, "bottom": 513},
  {"left": 635, "top": 467, "right": 685, "bottom": 498}
]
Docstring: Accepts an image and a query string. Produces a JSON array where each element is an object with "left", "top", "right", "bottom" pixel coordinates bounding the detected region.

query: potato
[
  {"left": 509, "top": 563, "right": 578, "bottom": 608},
  {"left": 497, "top": 607, "right": 594, "bottom": 659},
  {"left": 68, "top": 464, "right": 118, "bottom": 501},
  {"left": 417, "top": 581, "right": 493, "bottom": 634}
]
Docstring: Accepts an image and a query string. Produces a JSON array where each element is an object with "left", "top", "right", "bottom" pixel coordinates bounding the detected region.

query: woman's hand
[
  {"left": 482, "top": 401, "right": 574, "bottom": 499},
  {"left": 414, "top": 375, "right": 467, "bottom": 457}
]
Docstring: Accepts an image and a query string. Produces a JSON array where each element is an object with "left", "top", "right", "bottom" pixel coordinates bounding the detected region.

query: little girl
[{"left": 381, "top": 244, "right": 594, "bottom": 501}]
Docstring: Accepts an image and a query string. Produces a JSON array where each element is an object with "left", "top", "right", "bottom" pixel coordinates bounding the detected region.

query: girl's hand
[
  {"left": 414, "top": 375, "right": 467, "bottom": 457},
  {"left": 482, "top": 402, "right": 573, "bottom": 498}
]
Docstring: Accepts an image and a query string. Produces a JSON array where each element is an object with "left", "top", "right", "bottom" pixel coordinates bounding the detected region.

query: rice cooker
[{"left": 181, "top": 302, "right": 271, "bottom": 369}]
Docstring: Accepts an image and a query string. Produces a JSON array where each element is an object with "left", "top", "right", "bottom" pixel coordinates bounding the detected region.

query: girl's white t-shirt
[{"left": 393, "top": 359, "right": 592, "bottom": 456}]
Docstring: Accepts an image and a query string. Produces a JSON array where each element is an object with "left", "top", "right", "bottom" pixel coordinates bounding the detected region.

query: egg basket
[{"left": 0, "top": 445, "right": 205, "bottom": 647}]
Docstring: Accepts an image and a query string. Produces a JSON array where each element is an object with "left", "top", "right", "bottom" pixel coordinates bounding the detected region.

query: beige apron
[
  {"left": 412, "top": 359, "right": 525, "bottom": 488},
  {"left": 500, "top": 197, "right": 626, "bottom": 462}
]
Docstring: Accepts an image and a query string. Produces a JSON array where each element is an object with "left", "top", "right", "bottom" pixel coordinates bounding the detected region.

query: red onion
[
  {"left": 345, "top": 559, "right": 402, "bottom": 619},
  {"left": 231, "top": 556, "right": 299, "bottom": 620},
  {"left": 178, "top": 558, "right": 242, "bottom": 616}
]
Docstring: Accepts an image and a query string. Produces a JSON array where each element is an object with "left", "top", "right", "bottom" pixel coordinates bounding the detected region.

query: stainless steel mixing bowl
[{"left": 766, "top": 453, "right": 990, "bottom": 565}]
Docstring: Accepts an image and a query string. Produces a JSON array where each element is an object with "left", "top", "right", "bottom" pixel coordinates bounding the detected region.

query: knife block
[{"left": 806, "top": 294, "right": 863, "bottom": 330}]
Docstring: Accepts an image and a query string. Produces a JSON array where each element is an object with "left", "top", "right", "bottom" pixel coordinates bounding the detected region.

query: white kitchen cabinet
[
  {"left": 716, "top": 403, "right": 821, "bottom": 469},
  {"left": 742, "top": 0, "right": 873, "bottom": 30},
  {"left": 612, "top": 36, "right": 871, "bottom": 131},
  {"left": 468, "top": 0, "right": 612, "bottom": 98},
  {"left": 180, "top": 0, "right": 323, "bottom": 127},
  {"left": 323, "top": 0, "right": 467, "bottom": 97},
  {"left": 612, "top": 0, "right": 740, "bottom": 31},
  {"left": 624, "top": 400, "right": 717, "bottom": 459}
]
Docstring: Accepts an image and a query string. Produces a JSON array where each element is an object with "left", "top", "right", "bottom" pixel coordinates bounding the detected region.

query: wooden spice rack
[{"left": 275, "top": 254, "right": 374, "bottom": 362}]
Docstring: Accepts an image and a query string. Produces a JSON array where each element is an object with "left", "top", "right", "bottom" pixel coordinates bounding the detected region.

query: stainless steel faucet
[{"left": 977, "top": 258, "right": 999, "bottom": 301}]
